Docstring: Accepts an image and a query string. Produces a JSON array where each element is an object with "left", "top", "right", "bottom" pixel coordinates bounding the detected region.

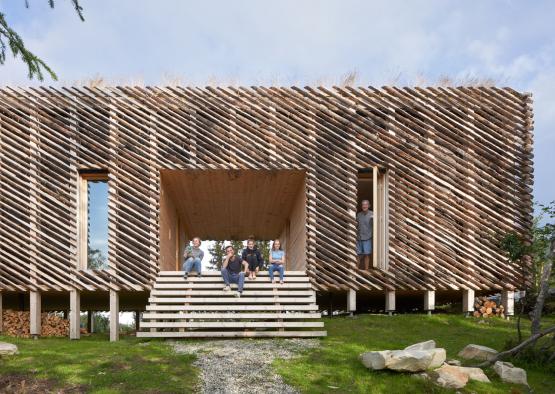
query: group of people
[
  {"left": 182, "top": 199, "right": 373, "bottom": 294},
  {"left": 182, "top": 237, "right": 286, "bottom": 297}
]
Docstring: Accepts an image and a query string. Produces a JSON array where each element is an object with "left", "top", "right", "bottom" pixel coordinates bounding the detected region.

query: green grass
[
  {"left": 274, "top": 314, "right": 555, "bottom": 394},
  {"left": 0, "top": 334, "right": 198, "bottom": 393},
  {"left": 1, "top": 315, "right": 554, "bottom": 393}
]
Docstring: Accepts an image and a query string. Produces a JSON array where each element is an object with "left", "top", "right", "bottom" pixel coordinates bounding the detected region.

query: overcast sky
[{"left": 1, "top": 0, "right": 553, "bottom": 208}]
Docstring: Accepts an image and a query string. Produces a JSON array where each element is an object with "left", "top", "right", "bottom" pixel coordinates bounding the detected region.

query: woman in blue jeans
[{"left": 268, "top": 239, "right": 285, "bottom": 284}]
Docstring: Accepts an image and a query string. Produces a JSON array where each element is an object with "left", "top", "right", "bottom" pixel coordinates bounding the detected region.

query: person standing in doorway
[
  {"left": 221, "top": 245, "right": 248, "bottom": 297},
  {"left": 242, "top": 237, "right": 264, "bottom": 280},
  {"left": 356, "top": 200, "right": 373, "bottom": 270},
  {"left": 183, "top": 237, "right": 204, "bottom": 280}
]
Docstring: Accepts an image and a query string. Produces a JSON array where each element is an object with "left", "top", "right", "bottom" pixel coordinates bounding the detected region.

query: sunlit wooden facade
[{"left": 0, "top": 86, "right": 534, "bottom": 298}]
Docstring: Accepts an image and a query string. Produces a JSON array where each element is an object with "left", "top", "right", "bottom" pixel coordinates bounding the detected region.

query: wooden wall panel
[
  {"left": 286, "top": 181, "right": 307, "bottom": 271},
  {"left": 0, "top": 86, "right": 534, "bottom": 293},
  {"left": 159, "top": 179, "right": 179, "bottom": 271}
]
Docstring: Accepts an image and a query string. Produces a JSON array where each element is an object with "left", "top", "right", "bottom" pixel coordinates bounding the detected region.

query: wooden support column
[
  {"left": 462, "top": 289, "right": 475, "bottom": 315},
  {"left": 110, "top": 290, "right": 119, "bottom": 342},
  {"left": 501, "top": 290, "right": 515, "bottom": 318},
  {"left": 135, "top": 311, "right": 140, "bottom": 332},
  {"left": 385, "top": 290, "right": 395, "bottom": 315},
  {"left": 30, "top": 291, "right": 41, "bottom": 338},
  {"left": 69, "top": 290, "right": 80, "bottom": 340},
  {"left": 87, "top": 311, "right": 93, "bottom": 334},
  {"left": 424, "top": 290, "right": 435, "bottom": 316},
  {"left": 347, "top": 289, "right": 356, "bottom": 314}
]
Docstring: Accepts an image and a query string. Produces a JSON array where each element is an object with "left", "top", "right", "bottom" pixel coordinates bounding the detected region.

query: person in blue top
[{"left": 268, "top": 239, "right": 285, "bottom": 284}]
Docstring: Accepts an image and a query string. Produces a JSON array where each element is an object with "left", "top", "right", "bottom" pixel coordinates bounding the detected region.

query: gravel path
[{"left": 172, "top": 338, "right": 320, "bottom": 394}]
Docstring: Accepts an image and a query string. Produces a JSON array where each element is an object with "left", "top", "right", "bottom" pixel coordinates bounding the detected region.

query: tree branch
[
  {"left": 475, "top": 325, "right": 555, "bottom": 368},
  {"left": 0, "top": 1, "right": 85, "bottom": 80}
]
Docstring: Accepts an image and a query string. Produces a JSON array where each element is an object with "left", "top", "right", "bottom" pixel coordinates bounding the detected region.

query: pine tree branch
[
  {"left": 0, "top": 13, "right": 56, "bottom": 80},
  {"left": 0, "top": 1, "right": 85, "bottom": 80}
]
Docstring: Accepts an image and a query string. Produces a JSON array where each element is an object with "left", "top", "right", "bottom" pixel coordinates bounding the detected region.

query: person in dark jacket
[{"left": 242, "top": 238, "right": 264, "bottom": 280}]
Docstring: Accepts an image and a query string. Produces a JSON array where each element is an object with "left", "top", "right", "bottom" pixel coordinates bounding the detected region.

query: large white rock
[
  {"left": 0, "top": 342, "right": 18, "bottom": 356},
  {"left": 458, "top": 367, "right": 490, "bottom": 383},
  {"left": 361, "top": 347, "right": 446, "bottom": 372},
  {"left": 428, "top": 348, "right": 447, "bottom": 368},
  {"left": 458, "top": 344, "right": 498, "bottom": 361},
  {"left": 385, "top": 349, "right": 431, "bottom": 372},
  {"left": 433, "top": 365, "right": 469, "bottom": 389},
  {"left": 493, "top": 361, "right": 528, "bottom": 386},
  {"left": 360, "top": 350, "right": 393, "bottom": 370},
  {"left": 404, "top": 340, "right": 436, "bottom": 351}
]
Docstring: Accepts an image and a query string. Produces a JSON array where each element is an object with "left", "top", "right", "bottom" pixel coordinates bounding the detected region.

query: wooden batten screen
[
  {"left": 0, "top": 86, "right": 534, "bottom": 293},
  {"left": 373, "top": 167, "right": 389, "bottom": 270}
]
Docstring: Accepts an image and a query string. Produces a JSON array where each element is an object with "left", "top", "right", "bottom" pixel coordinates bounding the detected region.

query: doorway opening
[
  {"left": 357, "top": 167, "right": 389, "bottom": 270},
  {"left": 158, "top": 169, "right": 307, "bottom": 272}
]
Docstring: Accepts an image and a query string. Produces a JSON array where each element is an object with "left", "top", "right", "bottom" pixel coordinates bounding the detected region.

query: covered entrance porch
[
  {"left": 137, "top": 169, "right": 325, "bottom": 338},
  {"left": 159, "top": 169, "right": 308, "bottom": 271}
]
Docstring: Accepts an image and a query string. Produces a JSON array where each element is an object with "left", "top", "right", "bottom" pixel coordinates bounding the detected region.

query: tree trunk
[
  {"left": 476, "top": 325, "right": 555, "bottom": 368},
  {"left": 531, "top": 239, "right": 554, "bottom": 335}
]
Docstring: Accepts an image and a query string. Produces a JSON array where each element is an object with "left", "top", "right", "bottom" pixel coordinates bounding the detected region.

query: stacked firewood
[
  {"left": 1, "top": 310, "right": 69, "bottom": 337},
  {"left": 473, "top": 297, "right": 505, "bottom": 318}
]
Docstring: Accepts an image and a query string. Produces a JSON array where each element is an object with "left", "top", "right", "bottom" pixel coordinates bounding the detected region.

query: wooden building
[{"left": 0, "top": 86, "right": 533, "bottom": 339}]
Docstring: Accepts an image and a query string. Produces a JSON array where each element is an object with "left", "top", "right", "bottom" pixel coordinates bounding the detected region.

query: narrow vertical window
[{"left": 79, "top": 170, "right": 109, "bottom": 270}]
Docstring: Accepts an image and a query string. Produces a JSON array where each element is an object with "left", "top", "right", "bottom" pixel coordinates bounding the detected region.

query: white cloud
[{"left": 1, "top": 0, "right": 553, "bottom": 204}]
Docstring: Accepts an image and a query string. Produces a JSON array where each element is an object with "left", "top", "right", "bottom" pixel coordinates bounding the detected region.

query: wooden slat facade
[{"left": 0, "top": 86, "right": 534, "bottom": 294}]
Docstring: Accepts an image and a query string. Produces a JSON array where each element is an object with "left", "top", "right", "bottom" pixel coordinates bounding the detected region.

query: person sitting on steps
[
  {"left": 268, "top": 239, "right": 285, "bottom": 284},
  {"left": 242, "top": 237, "right": 264, "bottom": 280},
  {"left": 221, "top": 245, "right": 248, "bottom": 297},
  {"left": 183, "top": 237, "right": 204, "bottom": 280}
]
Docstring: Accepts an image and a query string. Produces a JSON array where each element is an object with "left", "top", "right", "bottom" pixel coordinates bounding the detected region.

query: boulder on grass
[
  {"left": 404, "top": 340, "right": 436, "bottom": 351},
  {"left": 428, "top": 348, "right": 447, "bottom": 368},
  {"left": 458, "top": 366, "right": 490, "bottom": 383},
  {"left": 432, "top": 365, "right": 469, "bottom": 389},
  {"left": 387, "top": 349, "right": 433, "bottom": 372},
  {"left": 458, "top": 344, "right": 498, "bottom": 361},
  {"left": 360, "top": 350, "right": 393, "bottom": 370},
  {"left": 493, "top": 361, "right": 528, "bottom": 386},
  {"left": 0, "top": 342, "right": 18, "bottom": 356},
  {"left": 360, "top": 342, "right": 446, "bottom": 373}
]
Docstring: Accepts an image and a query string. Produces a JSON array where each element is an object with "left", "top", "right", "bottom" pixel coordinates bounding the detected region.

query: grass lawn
[
  {"left": 0, "top": 334, "right": 198, "bottom": 393},
  {"left": 1, "top": 315, "right": 554, "bottom": 393},
  {"left": 274, "top": 314, "right": 555, "bottom": 394}
]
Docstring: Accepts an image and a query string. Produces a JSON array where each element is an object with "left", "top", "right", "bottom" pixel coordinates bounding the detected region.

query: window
[{"left": 79, "top": 170, "right": 109, "bottom": 270}]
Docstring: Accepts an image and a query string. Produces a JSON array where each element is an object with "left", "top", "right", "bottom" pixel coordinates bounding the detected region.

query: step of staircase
[{"left": 137, "top": 270, "right": 327, "bottom": 338}]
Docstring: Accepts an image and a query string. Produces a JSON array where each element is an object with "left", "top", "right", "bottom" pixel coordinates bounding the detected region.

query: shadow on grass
[{"left": 0, "top": 334, "right": 198, "bottom": 393}]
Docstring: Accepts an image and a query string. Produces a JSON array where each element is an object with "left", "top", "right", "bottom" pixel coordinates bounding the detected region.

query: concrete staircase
[{"left": 136, "top": 270, "right": 326, "bottom": 338}]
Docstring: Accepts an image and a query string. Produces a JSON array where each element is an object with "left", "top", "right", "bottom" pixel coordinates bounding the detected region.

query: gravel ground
[{"left": 172, "top": 338, "right": 320, "bottom": 394}]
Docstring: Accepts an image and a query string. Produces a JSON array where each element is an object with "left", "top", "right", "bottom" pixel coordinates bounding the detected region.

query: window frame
[{"left": 78, "top": 169, "right": 109, "bottom": 270}]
